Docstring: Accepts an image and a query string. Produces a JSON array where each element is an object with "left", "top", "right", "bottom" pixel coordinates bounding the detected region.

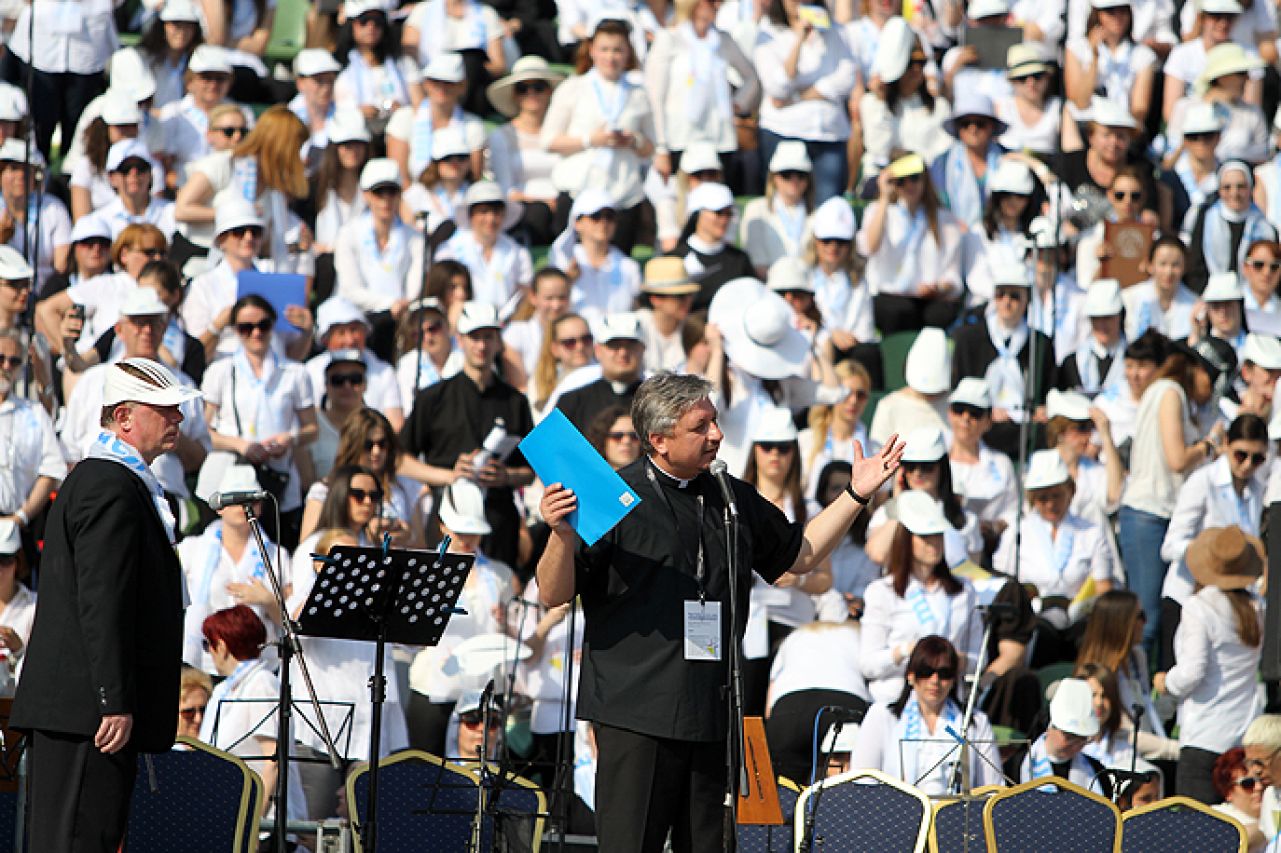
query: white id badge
[{"left": 683, "top": 601, "right": 722, "bottom": 662}]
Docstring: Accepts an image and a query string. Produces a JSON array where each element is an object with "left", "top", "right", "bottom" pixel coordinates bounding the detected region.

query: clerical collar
[
  {"left": 686, "top": 234, "right": 724, "bottom": 255},
  {"left": 649, "top": 457, "right": 693, "bottom": 489}
]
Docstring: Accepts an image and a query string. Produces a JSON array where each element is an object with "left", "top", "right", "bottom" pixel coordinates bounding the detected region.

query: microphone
[
  {"left": 480, "top": 677, "right": 496, "bottom": 711},
  {"left": 709, "top": 460, "right": 739, "bottom": 519},
  {"left": 823, "top": 706, "right": 863, "bottom": 723},
  {"left": 208, "top": 489, "right": 270, "bottom": 511}
]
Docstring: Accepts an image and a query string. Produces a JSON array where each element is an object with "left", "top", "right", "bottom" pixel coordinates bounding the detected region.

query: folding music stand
[{"left": 299, "top": 544, "right": 475, "bottom": 852}]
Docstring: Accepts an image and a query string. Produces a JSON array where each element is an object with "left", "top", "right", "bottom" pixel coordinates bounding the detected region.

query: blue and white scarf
[
  {"left": 905, "top": 578, "right": 952, "bottom": 637},
  {"left": 87, "top": 429, "right": 176, "bottom": 543},
  {"left": 409, "top": 104, "right": 465, "bottom": 181},
  {"left": 586, "top": 69, "right": 633, "bottom": 170},
  {"left": 983, "top": 313, "right": 1029, "bottom": 416},
  {"left": 345, "top": 49, "right": 411, "bottom": 109},
  {"left": 1026, "top": 513, "right": 1076, "bottom": 595},
  {"left": 680, "top": 22, "right": 731, "bottom": 127},
  {"left": 899, "top": 697, "right": 962, "bottom": 793},
  {"left": 1202, "top": 199, "right": 1274, "bottom": 275},
  {"left": 941, "top": 141, "right": 1002, "bottom": 228},
  {"left": 891, "top": 204, "right": 930, "bottom": 294}
]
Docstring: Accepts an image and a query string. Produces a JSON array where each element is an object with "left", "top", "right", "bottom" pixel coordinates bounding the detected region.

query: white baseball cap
[
  {"left": 188, "top": 45, "right": 233, "bottom": 75},
  {"left": 902, "top": 426, "right": 947, "bottom": 462},
  {"left": 0, "top": 246, "right": 32, "bottom": 281},
  {"left": 905, "top": 328, "right": 952, "bottom": 396},
  {"left": 812, "top": 197, "right": 856, "bottom": 241},
  {"left": 1024, "top": 448, "right": 1071, "bottom": 490},
  {"left": 294, "top": 48, "right": 342, "bottom": 78},
  {"left": 686, "top": 182, "right": 735, "bottom": 215},
  {"left": 1088, "top": 98, "right": 1139, "bottom": 130},
  {"left": 1182, "top": 101, "right": 1227, "bottom": 136},
  {"left": 360, "top": 158, "right": 402, "bottom": 191},
  {"left": 456, "top": 302, "right": 502, "bottom": 335},
  {"left": 989, "top": 160, "right": 1034, "bottom": 195},
  {"left": 0, "top": 519, "right": 20, "bottom": 556},
  {"left": 897, "top": 490, "right": 951, "bottom": 536},
  {"left": 1199, "top": 0, "right": 1244, "bottom": 14},
  {"left": 102, "top": 357, "right": 202, "bottom": 408},
  {"left": 328, "top": 109, "right": 372, "bottom": 145},
  {"left": 592, "top": 312, "right": 643, "bottom": 344},
  {"left": 316, "top": 297, "right": 372, "bottom": 338},
  {"left": 423, "top": 52, "right": 466, "bottom": 84},
  {"left": 1047, "top": 388, "right": 1092, "bottom": 421},
  {"left": 1242, "top": 333, "right": 1281, "bottom": 369},
  {"left": 769, "top": 140, "right": 812, "bottom": 174},
  {"left": 431, "top": 125, "right": 471, "bottom": 161},
  {"left": 1084, "top": 279, "right": 1124, "bottom": 317},
  {"left": 438, "top": 480, "right": 491, "bottom": 535},
  {"left": 70, "top": 216, "right": 112, "bottom": 244},
  {"left": 160, "top": 0, "right": 201, "bottom": 22},
  {"left": 752, "top": 406, "right": 799, "bottom": 444},
  {"left": 1049, "top": 677, "right": 1100, "bottom": 738},
  {"left": 680, "top": 142, "right": 722, "bottom": 175},
  {"left": 767, "top": 257, "right": 813, "bottom": 294},
  {"left": 968, "top": 0, "right": 1011, "bottom": 17},
  {"left": 217, "top": 464, "right": 262, "bottom": 495},
  {"left": 120, "top": 287, "right": 170, "bottom": 317},
  {"left": 949, "top": 377, "right": 991, "bottom": 409},
  {"left": 0, "top": 138, "right": 44, "bottom": 168},
  {"left": 105, "top": 138, "right": 153, "bottom": 173}
]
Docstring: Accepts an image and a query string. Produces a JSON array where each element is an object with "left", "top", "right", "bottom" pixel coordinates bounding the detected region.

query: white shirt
[
  {"left": 738, "top": 196, "right": 808, "bottom": 271},
  {"left": 1164, "top": 586, "right": 1264, "bottom": 753},
  {"left": 486, "top": 124, "right": 562, "bottom": 202},
  {"left": 396, "top": 348, "right": 461, "bottom": 413},
  {"left": 515, "top": 579, "right": 584, "bottom": 734},
  {"left": 89, "top": 196, "right": 177, "bottom": 241},
  {"left": 305, "top": 350, "right": 403, "bottom": 416},
  {"left": 993, "top": 512, "right": 1112, "bottom": 599},
  {"left": 1066, "top": 0, "right": 1176, "bottom": 44},
  {"left": 1167, "top": 97, "right": 1269, "bottom": 165},
  {"left": 563, "top": 245, "right": 642, "bottom": 323},
  {"left": 1123, "top": 279, "right": 1199, "bottom": 342},
  {"left": 183, "top": 259, "right": 299, "bottom": 360},
  {"left": 1160, "top": 455, "right": 1265, "bottom": 605},
  {"left": 405, "top": 0, "right": 502, "bottom": 66},
  {"left": 851, "top": 699, "right": 1002, "bottom": 794},
  {"left": 755, "top": 22, "right": 856, "bottom": 142},
  {"left": 798, "top": 423, "right": 874, "bottom": 498},
  {"left": 857, "top": 203, "right": 964, "bottom": 296},
  {"left": 385, "top": 104, "right": 485, "bottom": 182},
  {"left": 995, "top": 96, "right": 1062, "bottom": 156},
  {"left": 1065, "top": 38, "right": 1157, "bottom": 113},
  {"left": 0, "top": 583, "right": 36, "bottom": 694},
  {"left": 65, "top": 271, "right": 139, "bottom": 354},
  {"left": 767, "top": 623, "right": 869, "bottom": 710},
  {"left": 1121, "top": 378, "right": 1198, "bottom": 519},
  {"left": 949, "top": 445, "right": 1017, "bottom": 525},
  {"left": 437, "top": 231, "right": 532, "bottom": 315},
  {"left": 859, "top": 574, "right": 982, "bottom": 704},
  {"left": 8, "top": 3, "right": 117, "bottom": 74},
  {"left": 644, "top": 24, "right": 759, "bottom": 154},
  {"left": 1028, "top": 280, "right": 1089, "bottom": 365},
  {"left": 334, "top": 53, "right": 422, "bottom": 113},
  {"left": 333, "top": 214, "right": 426, "bottom": 313},
  {"left": 859, "top": 91, "right": 952, "bottom": 179},
  {"left": 2, "top": 196, "right": 71, "bottom": 290},
  {"left": 0, "top": 396, "right": 66, "bottom": 514}
]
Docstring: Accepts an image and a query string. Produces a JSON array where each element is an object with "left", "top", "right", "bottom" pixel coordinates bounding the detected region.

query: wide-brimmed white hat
[
  {"left": 1047, "top": 388, "right": 1092, "bottom": 421},
  {"left": 214, "top": 200, "right": 264, "bottom": 238},
  {"left": 944, "top": 93, "right": 1008, "bottom": 138},
  {"left": 1085, "top": 279, "right": 1124, "bottom": 317},
  {"left": 456, "top": 302, "right": 502, "bottom": 335},
  {"left": 767, "top": 257, "right": 813, "bottom": 294},
  {"left": 360, "top": 157, "right": 402, "bottom": 191},
  {"left": 949, "top": 377, "right": 991, "bottom": 409},
  {"left": 680, "top": 142, "right": 722, "bottom": 175},
  {"left": 752, "top": 406, "right": 798, "bottom": 443},
  {"left": 1243, "top": 333, "right": 1281, "bottom": 369},
  {"left": 873, "top": 17, "right": 918, "bottom": 84},
  {"left": 812, "top": 197, "right": 856, "bottom": 241},
  {"left": 120, "top": 287, "right": 170, "bottom": 317},
  {"left": 1049, "top": 678, "right": 1100, "bottom": 738},
  {"left": 1199, "top": 42, "right": 1264, "bottom": 90},
  {"left": 316, "top": 297, "right": 371, "bottom": 338},
  {"left": 989, "top": 159, "right": 1034, "bottom": 195},
  {"left": 0, "top": 246, "right": 32, "bottom": 281},
  {"left": 103, "top": 357, "right": 202, "bottom": 408},
  {"left": 1024, "top": 448, "right": 1071, "bottom": 490},
  {"left": 905, "top": 328, "right": 952, "bottom": 395},
  {"left": 438, "top": 480, "right": 491, "bottom": 535},
  {"left": 485, "top": 56, "right": 565, "bottom": 118},
  {"left": 902, "top": 426, "right": 947, "bottom": 462},
  {"left": 898, "top": 490, "right": 950, "bottom": 536},
  {"left": 1203, "top": 271, "right": 1245, "bottom": 302},
  {"left": 423, "top": 52, "right": 466, "bottom": 84},
  {"left": 592, "top": 312, "right": 643, "bottom": 344},
  {"left": 769, "top": 140, "right": 812, "bottom": 174},
  {"left": 708, "top": 279, "right": 810, "bottom": 380},
  {"left": 1006, "top": 43, "right": 1050, "bottom": 78},
  {"left": 294, "top": 48, "right": 342, "bottom": 78},
  {"left": 1182, "top": 101, "right": 1227, "bottom": 136},
  {"left": 107, "top": 49, "right": 158, "bottom": 102}
]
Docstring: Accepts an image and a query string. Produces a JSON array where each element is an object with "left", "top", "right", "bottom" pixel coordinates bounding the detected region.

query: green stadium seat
[
  {"left": 264, "top": 0, "right": 308, "bottom": 65},
  {"left": 878, "top": 330, "right": 920, "bottom": 392}
]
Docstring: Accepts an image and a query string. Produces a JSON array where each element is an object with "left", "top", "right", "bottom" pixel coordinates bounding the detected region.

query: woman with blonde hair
[
  {"left": 175, "top": 105, "right": 311, "bottom": 258},
  {"left": 799, "top": 358, "right": 874, "bottom": 495},
  {"left": 530, "top": 313, "right": 594, "bottom": 415}
]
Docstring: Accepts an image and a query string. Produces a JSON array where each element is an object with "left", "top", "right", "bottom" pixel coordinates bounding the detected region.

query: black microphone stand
[
  {"left": 242, "top": 499, "right": 341, "bottom": 853},
  {"left": 720, "top": 496, "right": 747, "bottom": 852},
  {"left": 947, "top": 604, "right": 1004, "bottom": 794}
]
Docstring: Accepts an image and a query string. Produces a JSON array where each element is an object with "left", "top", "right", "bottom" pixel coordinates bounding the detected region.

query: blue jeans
[
  {"left": 1117, "top": 505, "right": 1171, "bottom": 654},
  {"left": 757, "top": 129, "right": 850, "bottom": 206}
]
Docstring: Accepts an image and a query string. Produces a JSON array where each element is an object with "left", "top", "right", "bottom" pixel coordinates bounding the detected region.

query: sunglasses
[
  {"left": 421, "top": 321, "right": 445, "bottom": 336},
  {"left": 1235, "top": 776, "right": 1262, "bottom": 792},
  {"left": 994, "top": 288, "right": 1027, "bottom": 301},
  {"left": 1247, "top": 259, "right": 1281, "bottom": 272},
  {"left": 179, "top": 704, "right": 207, "bottom": 721},
  {"left": 1018, "top": 72, "right": 1047, "bottom": 82},
  {"left": 196, "top": 72, "right": 232, "bottom": 83},
  {"left": 707, "top": 207, "right": 734, "bottom": 218},
  {"left": 957, "top": 117, "right": 993, "bottom": 131},
  {"left": 0, "top": 554, "right": 16, "bottom": 566},
  {"left": 557, "top": 333, "right": 593, "bottom": 348},
  {"left": 459, "top": 711, "right": 502, "bottom": 727},
  {"left": 891, "top": 173, "right": 922, "bottom": 186},
  {"left": 1111, "top": 190, "right": 1143, "bottom": 202},
  {"left": 115, "top": 160, "right": 151, "bottom": 176},
  {"left": 1184, "top": 131, "right": 1219, "bottom": 142},
  {"left": 471, "top": 202, "right": 505, "bottom": 216},
  {"left": 79, "top": 237, "right": 111, "bottom": 250},
  {"left": 903, "top": 460, "right": 940, "bottom": 473},
  {"left": 137, "top": 247, "right": 167, "bottom": 259},
  {"left": 1233, "top": 449, "right": 1267, "bottom": 466},
  {"left": 215, "top": 125, "right": 247, "bottom": 139},
  {"left": 776, "top": 170, "right": 809, "bottom": 181},
  {"left": 370, "top": 186, "right": 400, "bottom": 198},
  {"left": 584, "top": 209, "right": 617, "bottom": 223},
  {"left": 226, "top": 225, "right": 263, "bottom": 239},
  {"left": 818, "top": 237, "right": 852, "bottom": 247},
  {"left": 327, "top": 371, "right": 366, "bottom": 387},
  {"left": 689, "top": 169, "right": 722, "bottom": 180},
  {"left": 349, "top": 487, "right": 385, "bottom": 504},
  {"left": 608, "top": 430, "right": 639, "bottom": 442},
  {"left": 913, "top": 664, "right": 957, "bottom": 680},
  {"left": 353, "top": 12, "right": 386, "bottom": 25},
  {"left": 439, "top": 154, "right": 470, "bottom": 165},
  {"left": 1067, "top": 420, "right": 1094, "bottom": 434},
  {"left": 756, "top": 441, "right": 794, "bottom": 454},
  {"left": 0, "top": 280, "right": 29, "bottom": 291},
  {"left": 235, "top": 319, "right": 273, "bottom": 335},
  {"left": 514, "top": 81, "right": 550, "bottom": 96},
  {"left": 364, "top": 437, "right": 389, "bottom": 451},
  {"left": 950, "top": 403, "right": 988, "bottom": 419}
]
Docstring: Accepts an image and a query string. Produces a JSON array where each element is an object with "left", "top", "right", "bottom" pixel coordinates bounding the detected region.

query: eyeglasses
[
  {"left": 514, "top": 81, "right": 550, "bottom": 96},
  {"left": 903, "top": 460, "right": 939, "bottom": 473},
  {"left": 364, "top": 437, "right": 388, "bottom": 451},
  {"left": 1234, "top": 776, "right": 1262, "bottom": 792},
  {"left": 1247, "top": 748, "right": 1281, "bottom": 772},
  {"left": 214, "top": 125, "right": 247, "bottom": 139},
  {"left": 957, "top": 117, "right": 993, "bottom": 131},
  {"left": 950, "top": 403, "right": 988, "bottom": 419},
  {"left": 349, "top": 487, "right": 385, "bottom": 504},
  {"left": 776, "top": 170, "right": 809, "bottom": 181},
  {"left": 1111, "top": 190, "right": 1143, "bottom": 202},
  {"left": 891, "top": 173, "right": 922, "bottom": 187},
  {"left": 327, "top": 371, "right": 366, "bottom": 387},
  {"left": 993, "top": 288, "right": 1027, "bottom": 301},
  {"left": 584, "top": 209, "right": 617, "bottom": 223},
  {"left": 421, "top": 321, "right": 445, "bottom": 335},
  {"left": 1233, "top": 449, "right": 1267, "bottom": 466},
  {"left": 179, "top": 704, "right": 207, "bottom": 721},
  {"left": 1247, "top": 259, "right": 1281, "bottom": 272},
  {"left": 756, "top": 441, "right": 794, "bottom": 454},
  {"left": 227, "top": 225, "right": 263, "bottom": 239},
  {"left": 235, "top": 319, "right": 273, "bottom": 335},
  {"left": 607, "top": 430, "right": 639, "bottom": 442},
  {"left": 557, "top": 333, "right": 593, "bottom": 348},
  {"left": 913, "top": 664, "right": 957, "bottom": 680}
]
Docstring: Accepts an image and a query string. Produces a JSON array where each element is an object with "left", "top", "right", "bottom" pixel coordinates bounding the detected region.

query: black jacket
[
  {"left": 556, "top": 377, "right": 642, "bottom": 434},
  {"left": 12, "top": 460, "right": 185, "bottom": 752}
]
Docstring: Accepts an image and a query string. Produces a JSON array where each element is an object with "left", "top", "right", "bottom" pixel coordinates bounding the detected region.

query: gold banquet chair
[
  {"left": 928, "top": 784, "right": 1004, "bottom": 853},
  {"left": 793, "top": 768, "right": 931, "bottom": 853},
  {"left": 982, "top": 776, "right": 1122, "bottom": 853},
  {"left": 1121, "top": 796, "right": 1247, "bottom": 853}
]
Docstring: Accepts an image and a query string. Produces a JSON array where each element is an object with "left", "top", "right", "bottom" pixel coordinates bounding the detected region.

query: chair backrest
[
  {"left": 264, "top": 0, "right": 308, "bottom": 63},
  {"left": 983, "top": 777, "right": 1121, "bottom": 853},
  {"left": 929, "top": 791, "right": 998, "bottom": 853},
  {"left": 1121, "top": 796, "right": 1247, "bottom": 853},
  {"left": 481, "top": 765, "right": 549, "bottom": 853},
  {"left": 736, "top": 777, "right": 800, "bottom": 853},
  {"left": 124, "top": 738, "right": 261, "bottom": 853},
  {"left": 794, "top": 769, "right": 931, "bottom": 853},
  {"left": 348, "top": 750, "right": 483, "bottom": 853}
]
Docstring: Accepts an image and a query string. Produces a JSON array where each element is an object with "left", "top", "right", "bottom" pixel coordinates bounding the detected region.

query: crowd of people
[{"left": 6, "top": 0, "right": 1281, "bottom": 845}]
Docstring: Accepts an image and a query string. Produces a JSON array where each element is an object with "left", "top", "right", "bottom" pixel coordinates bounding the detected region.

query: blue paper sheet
[
  {"left": 518, "top": 409, "right": 641, "bottom": 546},
  {"left": 237, "top": 271, "right": 308, "bottom": 333}
]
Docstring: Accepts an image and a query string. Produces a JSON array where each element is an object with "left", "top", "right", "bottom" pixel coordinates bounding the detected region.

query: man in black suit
[{"left": 12, "top": 357, "right": 200, "bottom": 852}]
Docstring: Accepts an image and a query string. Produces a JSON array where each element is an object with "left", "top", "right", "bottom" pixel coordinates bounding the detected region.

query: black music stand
[{"left": 299, "top": 543, "right": 474, "bottom": 852}]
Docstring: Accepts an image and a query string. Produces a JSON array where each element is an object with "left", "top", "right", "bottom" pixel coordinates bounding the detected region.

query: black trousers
[
  {"left": 1176, "top": 745, "right": 1221, "bottom": 805},
  {"left": 5, "top": 60, "right": 105, "bottom": 162},
  {"left": 593, "top": 723, "right": 726, "bottom": 853},
  {"left": 872, "top": 293, "right": 962, "bottom": 336},
  {"left": 25, "top": 729, "right": 137, "bottom": 853}
]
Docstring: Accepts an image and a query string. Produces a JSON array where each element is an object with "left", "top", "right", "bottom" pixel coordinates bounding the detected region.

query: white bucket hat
[
  {"left": 294, "top": 48, "right": 342, "bottom": 78},
  {"left": 316, "top": 297, "right": 372, "bottom": 338},
  {"left": 160, "top": 0, "right": 201, "bottom": 22},
  {"left": 873, "top": 17, "right": 918, "bottom": 84},
  {"left": 1087, "top": 98, "right": 1139, "bottom": 131},
  {"left": 1203, "top": 271, "right": 1245, "bottom": 302},
  {"left": 1024, "top": 448, "right": 1071, "bottom": 490},
  {"left": 897, "top": 490, "right": 951, "bottom": 536},
  {"left": 218, "top": 464, "right": 262, "bottom": 495},
  {"left": 685, "top": 182, "right": 735, "bottom": 215},
  {"left": 905, "top": 328, "right": 952, "bottom": 395},
  {"left": 1084, "top": 279, "right": 1124, "bottom": 317},
  {"left": 214, "top": 199, "right": 264, "bottom": 238},
  {"left": 439, "top": 480, "right": 492, "bottom": 535},
  {"left": 708, "top": 279, "right": 810, "bottom": 380},
  {"left": 1182, "top": 101, "right": 1227, "bottom": 136},
  {"left": 0, "top": 246, "right": 33, "bottom": 281},
  {"left": 103, "top": 357, "right": 202, "bottom": 408},
  {"left": 1049, "top": 677, "right": 1100, "bottom": 738},
  {"left": 767, "top": 257, "right": 813, "bottom": 294}
]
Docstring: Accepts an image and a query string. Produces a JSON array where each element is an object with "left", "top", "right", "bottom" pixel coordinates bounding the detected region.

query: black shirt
[
  {"left": 556, "top": 377, "right": 642, "bottom": 434},
  {"left": 400, "top": 370, "right": 534, "bottom": 471},
  {"left": 574, "top": 458, "right": 803, "bottom": 742},
  {"left": 675, "top": 241, "right": 758, "bottom": 311},
  {"left": 1053, "top": 150, "right": 1159, "bottom": 217}
]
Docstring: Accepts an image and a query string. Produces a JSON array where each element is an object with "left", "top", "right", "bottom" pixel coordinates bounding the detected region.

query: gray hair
[
  {"left": 1244, "top": 714, "right": 1281, "bottom": 749},
  {"left": 631, "top": 372, "right": 714, "bottom": 455}
]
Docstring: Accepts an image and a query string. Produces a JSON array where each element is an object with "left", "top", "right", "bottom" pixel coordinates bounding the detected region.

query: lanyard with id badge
[{"left": 645, "top": 463, "right": 721, "bottom": 662}]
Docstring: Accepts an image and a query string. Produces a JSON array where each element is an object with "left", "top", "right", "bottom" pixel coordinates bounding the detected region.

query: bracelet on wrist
[
  {"left": 13, "top": 508, "right": 28, "bottom": 528},
  {"left": 844, "top": 483, "right": 870, "bottom": 506}
]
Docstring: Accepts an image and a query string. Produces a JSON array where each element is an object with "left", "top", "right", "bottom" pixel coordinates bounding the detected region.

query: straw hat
[
  {"left": 642, "top": 256, "right": 699, "bottom": 296},
  {"left": 485, "top": 56, "right": 565, "bottom": 118},
  {"left": 1185, "top": 526, "right": 1264, "bottom": 590}
]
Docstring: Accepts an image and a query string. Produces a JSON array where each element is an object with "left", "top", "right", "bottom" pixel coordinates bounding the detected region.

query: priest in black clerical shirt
[
  {"left": 557, "top": 313, "right": 646, "bottom": 433},
  {"left": 535, "top": 372, "right": 905, "bottom": 853},
  {"left": 1057, "top": 278, "right": 1127, "bottom": 397}
]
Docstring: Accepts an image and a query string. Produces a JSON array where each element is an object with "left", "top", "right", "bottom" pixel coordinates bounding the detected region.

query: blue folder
[
  {"left": 237, "top": 271, "right": 308, "bottom": 333},
  {"left": 518, "top": 409, "right": 641, "bottom": 546}
]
